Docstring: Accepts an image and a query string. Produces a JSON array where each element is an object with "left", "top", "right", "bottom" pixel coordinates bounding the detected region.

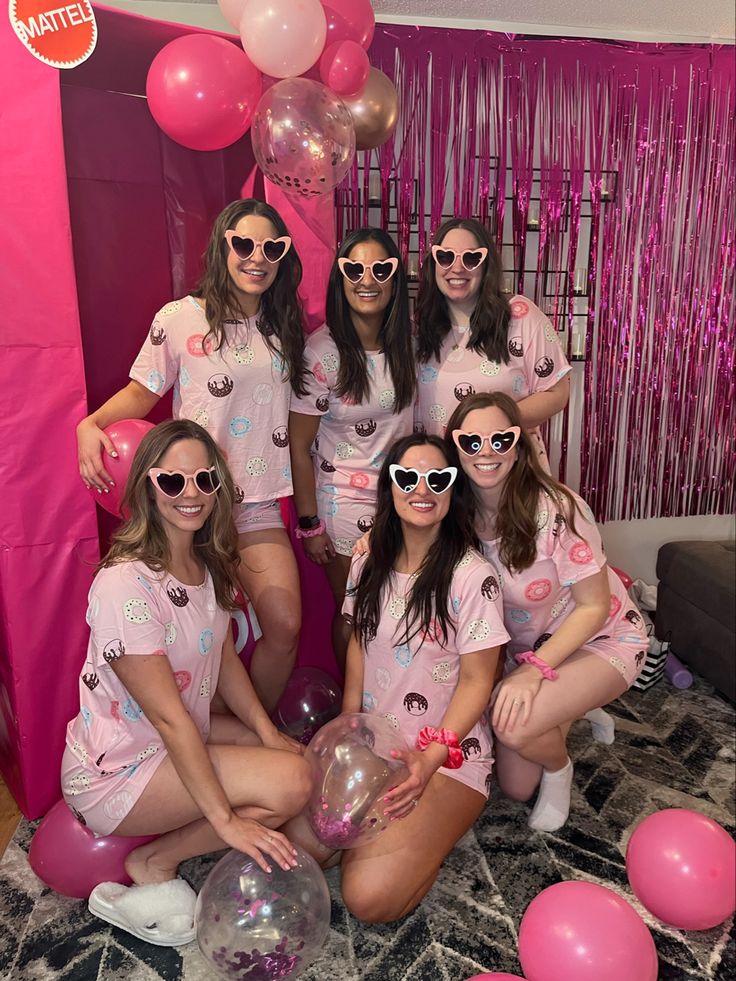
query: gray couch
[{"left": 655, "top": 539, "right": 735, "bottom": 702}]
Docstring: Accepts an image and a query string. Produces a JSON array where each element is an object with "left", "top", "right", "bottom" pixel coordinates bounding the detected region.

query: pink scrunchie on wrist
[
  {"left": 416, "top": 725, "right": 464, "bottom": 769},
  {"left": 515, "top": 650, "right": 560, "bottom": 681}
]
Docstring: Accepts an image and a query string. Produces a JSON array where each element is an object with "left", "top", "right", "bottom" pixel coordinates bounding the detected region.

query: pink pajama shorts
[
  {"left": 60, "top": 743, "right": 169, "bottom": 836},
  {"left": 234, "top": 498, "right": 285, "bottom": 535}
]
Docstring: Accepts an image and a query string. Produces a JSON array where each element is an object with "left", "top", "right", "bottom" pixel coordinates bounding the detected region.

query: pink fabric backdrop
[{"left": 1, "top": 5, "right": 336, "bottom": 818}]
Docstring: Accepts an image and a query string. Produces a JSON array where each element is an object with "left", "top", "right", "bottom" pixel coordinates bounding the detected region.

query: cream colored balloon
[{"left": 343, "top": 68, "right": 399, "bottom": 150}]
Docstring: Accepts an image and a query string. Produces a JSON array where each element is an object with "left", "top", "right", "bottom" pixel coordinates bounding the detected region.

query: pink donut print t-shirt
[
  {"left": 415, "top": 295, "right": 570, "bottom": 468},
  {"left": 131, "top": 296, "right": 293, "bottom": 504},
  {"left": 62, "top": 560, "right": 230, "bottom": 831},
  {"left": 343, "top": 549, "right": 510, "bottom": 797},
  {"left": 290, "top": 326, "right": 415, "bottom": 555},
  {"left": 480, "top": 492, "right": 648, "bottom": 686}
]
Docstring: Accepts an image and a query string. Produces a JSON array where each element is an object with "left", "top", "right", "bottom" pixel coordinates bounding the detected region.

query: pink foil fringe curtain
[{"left": 340, "top": 28, "right": 735, "bottom": 522}]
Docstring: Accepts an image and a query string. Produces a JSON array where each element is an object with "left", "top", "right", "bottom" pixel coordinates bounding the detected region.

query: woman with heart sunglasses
[
  {"left": 62, "top": 420, "right": 312, "bottom": 946},
  {"left": 289, "top": 228, "right": 416, "bottom": 671},
  {"left": 76, "top": 199, "right": 308, "bottom": 714},
  {"left": 304, "top": 432, "right": 508, "bottom": 923},
  {"left": 414, "top": 216, "right": 571, "bottom": 473},
  {"left": 446, "top": 393, "right": 648, "bottom": 833}
]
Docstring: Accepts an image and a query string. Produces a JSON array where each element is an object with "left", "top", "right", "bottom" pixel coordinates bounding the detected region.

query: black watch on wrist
[{"left": 298, "top": 514, "right": 321, "bottom": 530}]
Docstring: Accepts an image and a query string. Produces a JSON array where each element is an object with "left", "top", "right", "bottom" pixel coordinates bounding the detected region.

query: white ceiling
[{"left": 101, "top": 0, "right": 736, "bottom": 43}]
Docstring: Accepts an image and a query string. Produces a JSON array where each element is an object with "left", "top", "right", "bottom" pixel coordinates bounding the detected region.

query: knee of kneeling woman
[
  {"left": 342, "top": 881, "right": 415, "bottom": 925},
  {"left": 492, "top": 726, "right": 532, "bottom": 754}
]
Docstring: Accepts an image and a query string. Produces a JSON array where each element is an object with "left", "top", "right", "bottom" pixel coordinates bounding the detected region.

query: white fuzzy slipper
[{"left": 88, "top": 879, "right": 197, "bottom": 947}]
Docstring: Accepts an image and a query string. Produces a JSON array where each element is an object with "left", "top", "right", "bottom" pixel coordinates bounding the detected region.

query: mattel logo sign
[{"left": 10, "top": 0, "right": 97, "bottom": 69}]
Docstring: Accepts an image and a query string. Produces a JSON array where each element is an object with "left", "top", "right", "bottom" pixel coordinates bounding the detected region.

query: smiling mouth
[
  {"left": 174, "top": 505, "right": 204, "bottom": 515},
  {"left": 240, "top": 267, "right": 267, "bottom": 280},
  {"left": 355, "top": 289, "right": 381, "bottom": 299},
  {"left": 447, "top": 277, "right": 469, "bottom": 287},
  {"left": 474, "top": 462, "right": 501, "bottom": 472},
  {"left": 408, "top": 501, "right": 436, "bottom": 511}
]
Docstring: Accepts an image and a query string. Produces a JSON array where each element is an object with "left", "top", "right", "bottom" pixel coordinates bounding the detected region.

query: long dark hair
[
  {"left": 446, "top": 392, "right": 584, "bottom": 573},
  {"left": 325, "top": 228, "right": 415, "bottom": 412},
  {"left": 350, "top": 434, "right": 478, "bottom": 651},
  {"left": 100, "top": 420, "right": 241, "bottom": 611},
  {"left": 192, "top": 199, "right": 307, "bottom": 396},
  {"left": 415, "top": 217, "right": 511, "bottom": 365}
]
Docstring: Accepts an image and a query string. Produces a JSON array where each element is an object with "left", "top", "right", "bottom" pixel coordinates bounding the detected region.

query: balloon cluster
[{"left": 144, "top": 0, "right": 399, "bottom": 193}]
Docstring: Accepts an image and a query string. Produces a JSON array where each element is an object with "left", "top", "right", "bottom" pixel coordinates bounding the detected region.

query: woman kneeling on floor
[
  {"left": 337, "top": 433, "right": 508, "bottom": 923},
  {"left": 61, "top": 420, "right": 311, "bottom": 947}
]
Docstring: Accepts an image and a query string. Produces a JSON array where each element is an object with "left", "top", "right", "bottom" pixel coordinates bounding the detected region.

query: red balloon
[
  {"left": 611, "top": 566, "right": 634, "bottom": 590},
  {"left": 87, "top": 419, "right": 155, "bottom": 517},
  {"left": 319, "top": 40, "right": 370, "bottom": 97},
  {"left": 627, "top": 808, "right": 736, "bottom": 930},
  {"left": 519, "top": 881, "right": 658, "bottom": 981},
  {"left": 321, "top": 0, "right": 375, "bottom": 50},
  {"left": 146, "top": 35, "right": 262, "bottom": 151},
  {"left": 29, "top": 800, "right": 156, "bottom": 899}
]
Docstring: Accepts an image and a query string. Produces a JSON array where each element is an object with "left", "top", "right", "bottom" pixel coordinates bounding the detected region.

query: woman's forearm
[
  {"left": 216, "top": 638, "right": 276, "bottom": 740},
  {"left": 84, "top": 380, "right": 160, "bottom": 429},
  {"left": 532, "top": 603, "right": 609, "bottom": 669},
  {"left": 516, "top": 376, "right": 570, "bottom": 429}
]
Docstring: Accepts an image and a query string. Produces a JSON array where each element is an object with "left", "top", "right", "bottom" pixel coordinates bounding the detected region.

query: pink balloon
[
  {"left": 465, "top": 975, "right": 525, "bottom": 980},
  {"left": 627, "top": 808, "right": 736, "bottom": 930},
  {"left": 146, "top": 35, "right": 262, "bottom": 151},
  {"left": 519, "top": 882, "right": 658, "bottom": 981},
  {"left": 274, "top": 666, "right": 342, "bottom": 744},
  {"left": 86, "top": 418, "right": 155, "bottom": 517},
  {"left": 612, "top": 566, "right": 634, "bottom": 589},
  {"left": 217, "top": 0, "right": 246, "bottom": 29},
  {"left": 321, "top": 0, "right": 375, "bottom": 49},
  {"left": 251, "top": 78, "right": 355, "bottom": 197},
  {"left": 240, "top": 0, "right": 326, "bottom": 79},
  {"left": 29, "top": 800, "right": 156, "bottom": 899},
  {"left": 319, "top": 40, "right": 370, "bottom": 97}
]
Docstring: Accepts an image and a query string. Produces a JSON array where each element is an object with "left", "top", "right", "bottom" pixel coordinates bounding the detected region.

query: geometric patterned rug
[{"left": 0, "top": 677, "right": 733, "bottom": 980}]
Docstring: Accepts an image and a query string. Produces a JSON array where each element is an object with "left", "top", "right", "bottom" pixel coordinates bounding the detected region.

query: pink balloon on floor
[
  {"left": 519, "top": 881, "right": 658, "bottom": 981},
  {"left": 626, "top": 808, "right": 736, "bottom": 930},
  {"left": 611, "top": 566, "right": 634, "bottom": 589},
  {"left": 273, "top": 666, "right": 342, "bottom": 744},
  {"left": 465, "top": 974, "right": 525, "bottom": 980},
  {"left": 29, "top": 800, "right": 156, "bottom": 899},
  {"left": 86, "top": 419, "right": 155, "bottom": 517},
  {"left": 146, "top": 35, "right": 262, "bottom": 150}
]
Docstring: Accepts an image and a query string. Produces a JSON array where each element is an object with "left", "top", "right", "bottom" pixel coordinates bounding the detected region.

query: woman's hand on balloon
[
  {"left": 490, "top": 666, "right": 543, "bottom": 734},
  {"left": 382, "top": 748, "right": 435, "bottom": 819},
  {"left": 77, "top": 418, "right": 117, "bottom": 492},
  {"left": 352, "top": 532, "right": 371, "bottom": 557},
  {"left": 303, "top": 532, "right": 337, "bottom": 565},
  {"left": 217, "top": 814, "right": 298, "bottom": 873}
]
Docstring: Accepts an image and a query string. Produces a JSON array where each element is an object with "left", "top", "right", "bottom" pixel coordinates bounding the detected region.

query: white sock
[
  {"left": 528, "top": 759, "right": 574, "bottom": 833},
  {"left": 584, "top": 707, "right": 616, "bottom": 744}
]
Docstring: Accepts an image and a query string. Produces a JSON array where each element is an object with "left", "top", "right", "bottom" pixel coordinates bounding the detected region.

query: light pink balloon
[
  {"left": 216, "top": 0, "right": 246, "bottom": 29},
  {"left": 319, "top": 40, "right": 370, "bottom": 97},
  {"left": 627, "top": 808, "right": 736, "bottom": 930},
  {"left": 240, "top": 0, "right": 326, "bottom": 79},
  {"left": 321, "top": 0, "right": 375, "bottom": 49},
  {"left": 251, "top": 78, "right": 355, "bottom": 197},
  {"left": 519, "top": 882, "right": 658, "bottom": 981},
  {"left": 146, "top": 35, "right": 262, "bottom": 151},
  {"left": 29, "top": 800, "right": 156, "bottom": 899}
]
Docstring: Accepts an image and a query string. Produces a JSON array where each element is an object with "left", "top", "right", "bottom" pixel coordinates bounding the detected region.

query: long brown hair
[
  {"left": 192, "top": 199, "right": 307, "bottom": 396},
  {"left": 415, "top": 217, "right": 511, "bottom": 365},
  {"left": 446, "top": 392, "right": 584, "bottom": 573},
  {"left": 325, "top": 228, "right": 415, "bottom": 412},
  {"left": 100, "top": 420, "right": 241, "bottom": 611},
  {"left": 349, "top": 434, "right": 479, "bottom": 652}
]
